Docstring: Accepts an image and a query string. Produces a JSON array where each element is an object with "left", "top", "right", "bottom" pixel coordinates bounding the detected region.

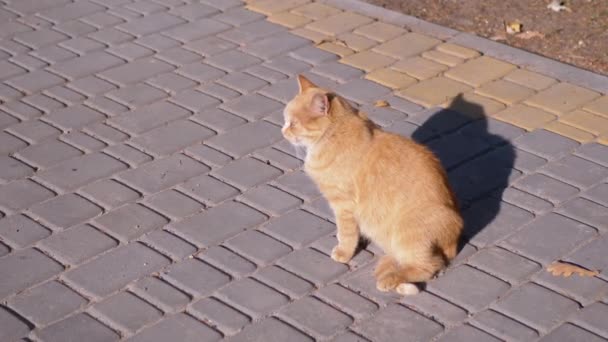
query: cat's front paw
[{"left": 331, "top": 245, "right": 353, "bottom": 263}]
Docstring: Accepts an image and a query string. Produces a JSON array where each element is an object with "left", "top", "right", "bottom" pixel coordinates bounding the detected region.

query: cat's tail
[{"left": 374, "top": 253, "right": 446, "bottom": 296}]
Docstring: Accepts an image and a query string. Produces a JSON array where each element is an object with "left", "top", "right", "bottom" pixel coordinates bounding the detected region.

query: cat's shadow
[{"left": 409, "top": 94, "right": 517, "bottom": 251}]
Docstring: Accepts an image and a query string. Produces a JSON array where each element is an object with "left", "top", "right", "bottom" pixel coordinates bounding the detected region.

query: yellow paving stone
[
  {"left": 335, "top": 32, "right": 378, "bottom": 51},
  {"left": 268, "top": 12, "right": 311, "bottom": 28},
  {"left": 341, "top": 50, "right": 396, "bottom": 72},
  {"left": 445, "top": 56, "right": 516, "bottom": 87},
  {"left": 291, "top": 2, "right": 342, "bottom": 20},
  {"left": 598, "top": 135, "right": 608, "bottom": 145},
  {"left": 396, "top": 76, "right": 472, "bottom": 107},
  {"left": 366, "top": 68, "right": 417, "bottom": 89},
  {"left": 247, "top": 0, "right": 311, "bottom": 15},
  {"left": 524, "top": 82, "right": 601, "bottom": 115},
  {"left": 492, "top": 104, "right": 557, "bottom": 131},
  {"left": 503, "top": 69, "right": 557, "bottom": 90},
  {"left": 546, "top": 121, "right": 595, "bottom": 143},
  {"left": 583, "top": 96, "right": 608, "bottom": 118},
  {"left": 421, "top": 50, "right": 464, "bottom": 67},
  {"left": 436, "top": 43, "right": 480, "bottom": 59},
  {"left": 306, "top": 11, "right": 374, "bottom": 36},
  {"left": 560, "top": 110, "right": 608, "bottom": 136},
  {"left": 475, "top": 80, "right": 536, "bottom": 105},
  {"left": 317, "top": 42, "right": 354, "bottom": 57},
  {"left": 291, "top": 28, "right": 328, "bottom": 43},
  {"left": 440, "top": 92, "right": 506, "bottom": 118},
  {"left": 373, "top": 32, "right": 440, "bottom": 59},
  {"left": 354, "top": 22, "right": 406, "bottom": 42},
  {"left": 391, "top": 57, "right": 448, "bottom": 80}
]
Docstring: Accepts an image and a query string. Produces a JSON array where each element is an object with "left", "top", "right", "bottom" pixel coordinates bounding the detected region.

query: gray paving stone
[
  {"left": 183, "top": 36, "right": 237, "bottom": 57},
  {"left": 80, "top": 179, "right": 140, "bottom": 209},
  {"left": 200, "top": 246, "right": 257, "bottom": 278},
  {"left": 514, "top": 173, "right": 579, "bottom": 204},
  {"left": 135, "top": 33, "right": 181, "bottom": 51},
  {"left": 493, "top": 282, "right": 579, "bottom": 333},
  {"left": 265, "top": 55, "right": 311, "bottom": 75},
  {"left": 222, "top": 93, "right": 283, "bottom": 121},
  {"left": 0, "top": 156, "right": 34, "bottom": 182},
  {"left": 37, "top": 313, "right": 119, "bottom": 342},
  {"left": 0, "top": 243, "right": 8, "bottom": 257},
  {"left": 107, "top": 83, "right": 168, "bottom": 108},
  {"left": 429, "top": 265, "right": 510, "bottom": 312},
  {"left": 170, "top": 88, "right": 222, "bottom": 111},
  {"left": 90, "top": 27, "right": 135, "bottom": 45},
  {"left": 85, "top": 97, "right": 130, "bottom": 117},
  {"left": 576, "top": 142, "right": 608, "bottom": 167},
  {"left": 163, "top": 19, "right": 232, "bottom": 42},
  {"left": 254, "top": 265, "right": 314, "bottom": 299},
  {"left": 60, "top": 132, "right": 107, "bottom": 152},
  {"left": 94, "top": 203, "right": 168, "bottom": 242},
  {"left": 147, "top": 72, "right": 197, "bottom": 93},
  {"left": 572, "top": 302, "right": 608, "bottom": 339},
  {"left": 218, "top": 277, "right": 289, "bottom": 318},
  {"left": 357, "top": 304, "right": 443, "bottom": 342},
  {"left": 207, "top": 121, "right": 281, "bottom": 158},
  {"left": 246, "top": 65, "right": 288, "bottom": 84},
  {"left": 117, "top": 12, "right": 185, "bottom": 36},
  {"left": 311, "top": 61, "right": 365, "bottom": 84},
  {"left": 14, "top": 29, "right": 68, "bottom": 49},
  {"left": 3, "top": 101, "right": 43, "bottom": 121},
  {"left": 317, "top": 284, "right": 379, "bottom": 321},
  {"left": 0, "top": 60, "right": 26, "bottom": 80},
  {"left": 185, "top": 145, "right": 233, "bottom": 168},
  {"left": 290, "top": 45, "right": 338, "bottom": 65},
  {"left": 514, "top": 129, "right": 580, "bottom": 160},
  {"left": 54, "top": 18, "right": 97, "bottom": 36},
  {"left": 145, "top": 190, "right": 203, "bottom": 219},
  {"left": 6, "top": 70, "right": 64, "bottom": 94},
  {"left": 258, "top": 77, "right": 298, "bottom": 103},
  {"left": 39, "top": 0, "right": 105, "bottom": 22},
  {"left": 0, "top": 179, "right": 54, "bottom": 213},
  {"left": 108, "top": 101, "right": 190, "bottom": 135},
  {"left": 244, "top": 31, "right": 309, "bottom": 59},
  {"left": 190, "top": 297, "right": 250, "bottom": 336},
  {"left": 0, "top": 307, "right": 30, "bottom": 341},
  {"left": 8, "top": 280, "right": 87, "bottom": 326},
  {"left": 335, "top": 78, "right": 392, "bottom": 105},
  {"left": 128, "top": 313, "right": 222, "bottom": 342},
  {"left": 171, "top": 3, "right": 220, "bottom": 20},
  {"left": 280, "top": 296, "right": 353, "bottom": 339},
  {"left": 584, "top": 183, "right": 608, "bottom": 207},
  {"left": 60, "top": 36, "right": 105, "bottom": 54},
  {"left": 0, "top": 214, "right": 51, "bottom": 248},
  {"left": 339, "top": 262, "right": 406, "bottom": 304},
  {"left": 105, "top": 144, "right": 154, "bottom": 168},
  {"left": 540, "top": 323, "right": 606, "bottom": 342},
  {"left": 255, "top": 147, "right": 302, "bottom": 171},
  {"left": 118, "top": 154, "right": 210, "bottom": 194},
  {"left": 131, "top": 276, "right": 190, "bottom": 313},
  {"left": 0, "top": 131, "right": 27, "bottom": 155},
  {"left": 163, "top": 257, "right": 229, "bottom": 298},
  {"left": 499, "top": 187, "right": 554, "bottom": 214},
  {"left": 36, "top": 152, "right": 127, "bottom": 192},
  {"left": 21, "top": 94, "right": 64, "bottom": 114},
  {"left": 542, "top": 155, "right": 608, "bottom": 189},
  {"left": 99, "top": 57, "right": 175, "bottom": 86},
  {"left": 567, "top": 235, "right": 608, "bottom": 280},
  {"left": 93, "top": 291, "right": 162, "bottom": 332},
  {"left": 131, "top": 119, "right": 215, "bottom": 157},
  {"left": 42, "top": 105, "right": 104, "bottom": 131},
  {"left": 50, "top": 51, "right": 124, "bottom": 80},
  {"left": 156, "top": 46, "right": 203, "bottom": 66},
  {"left": 178, "top": 174, "right": 239, "bottom": 206},
  {"left": 141, "top": 229, "right": 197, "bottom": 261},
  {"left": 213, "top": 7, "right": 264, "bottom": 26},
  {"left": 199, "top": 82, "right": 242, "bottom": 102},
  {"left": 217, "top": 72, "right": 268, "bottom": 93},
  {"left": 108, "top": 41, "right": 154, "bottom": 60},
  {"left": 170, "top": 201, "right": 266, "bottom": 247},
  {"left": 28, "top": 194, "right": 101, "bottom": 229},
  {"left": 468, "top": 247, "right": 541, "bottom": 284},
  {"left": 226, "top": 230, "right": 292, "bottom": 266},
  {"left": 502, "top": 213, "right": 597, "bottom": 264},
  {"left": 279, "top": 248, "right": 348, "bottom": 285},
  {"left": 533, "top": 266, "right": 608, "bottom": 306},
  {"left": 0, "top": 248, "right": 64, "bottom": 300},
  {"left": 0, "top": 111, "right": 18, "bottom": 130},
  {"left": 558, "top": 197, "right": 608, "bottom": 232},
  {"left": 240, "top": 184, "right": 303, "bottom": 216},
  {"left": 219, "top": 20, "right": 285, "bottom": 44},
  {"left": 64, "top": 242, "right": 170, "bottom": 298},
  {"left": 262, "top": 209, "right": 333, "bottom": 248},
  {"left": 401, "top": 292, "right": 469, "bottom": 327},
  {"left": 228, "top": 317, "right": 313, "bottom": 342},
  {"left": 470, "top": 309, "right": 539, "bottom": 341},
  {"left": 214, "top": 157, "right": 282, "bottom": 190},
  {"left": 438, "top": 325, "right": 501, "bottom": 342},
  {"left": 17, "top": 139, "right": 82, "bottom": 169},
  {"left": 206, "top": 49, "right": 263, "bottom": 72},
  {"left": 191, "top": 108, "right": 247, "bottom": 133},
  {"left": 274, "top": 170, "right": 321, "bottom": 201},
  {"left": 39, "top": 224, "right": 117, "bottom": 265}
]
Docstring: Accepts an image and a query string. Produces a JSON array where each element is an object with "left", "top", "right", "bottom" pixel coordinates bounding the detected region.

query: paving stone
[
  {"left": 576, "top": 142, "right": 608, "bottom": 167},
  {"left": 39, "top": 0, "right": 105, "bottom": 22},
  {"left": 205, "top": 49, "right": 263, "bottom": 73},
  {"left": 213, "top": 7, "right": 263, "bottom": 26},
  {"left": 107, "top": 83, "right": 168, "bottom": 108},
  {"left": 28, "top": 193, "right": 101, "bottom": 230},
  {"left": 93, "top": 291, "right": 162, "bottom": 332},
  {"left": 0, "top": 156, "right": 34, "bottom": 182},
  {"left": 427, "top": 132, "right": 490, "bottom": 169},
  {"left": 64, "top": 242, "right": 170, "bottom": 298},
  {"left": 398, "top": 76, "right": 472, "bottom": 107},
  {"left": 541, "top": 155, "right": 608, "bottom": 188},
  {"left": 268, "top": 11, "right": 312, "bottom": 28},
  {"left": 422, "top": 49, "right": 465, "bottom": 67},
  {"left": 0, "top": 131, "right": 27, "bottom": 155},
  {"left": 278, "top": 248, "right": 347, "bottom": 285},
  {"left": 171, "top": 2, "right": 219, "bottom": 20},
  {"left": 525, "top": 82, "right": 600, "bottom": 115},
  {"left": 567, "top": 235, "right": 608, "bottom": 280},
  {"left": 190, "top": 108, "right": 246, "bottom": 133},
  {"left": 560, "top": 109, "right": 608, "bottom": 136},
  {"left": 37, "top": 313, "right": 119, "bottom": 342},
  {"left": 131, "top": 276, "right": 190, "bottom": 313},
  {"left": 493, "top": 282, "right": 579, "bottom": 332},
  {"left": 262, "top": 208, "right": 333, "bottom": 247},
  {"left": 429, "top": 265, "right": 510, "bottom": 312},
  {"left": 190, "top": 297, "right": 250, "bottom": 335},
  {"left": 80, "top": 179, "right": 139, "bottom": 209},
  {"left": 445, "top": 56, "right": 516, "bottom": 87},
  {"left": 198, "top": 83, "right": 241, "bottom": 102},
  {"left": 311, "top": 61, "right": 363, "bottom": 83},
  {"left": 493, "top": 104, "right": 556, "bottom": 131},
  {"left": 357, "top": 304, "right": 443, "bottom": 342},
  {"left": 289, "top": 45, "right": 338, "bottom": 65},
  {"left": 583, "top": 183, "right": 608, "bottom": 207},
  {"left": 51, "top": 51, "right": 124, "bottom": 81},
  {"left": 170, "top": 201, "right": 266, "bottom": 247},
  {"left": 243, "top": 31, "right": 309, "bottom": 59},
  {"left": 229, "top": 317, "right": 313, "bottom": 342},
  {"left": 147, "top": 72, "right": 197, "bottom": 94},
  {"left": 257, "top": 77, "right": 298, "bottom": 103},
  {"left": 226, "top": 230, "right": 292, "bottom": 266},
  {"left": 502, "top": 213, "right": 596, "bottom": 264},
  {"left": 540, "top": 323, "right": 606, "bottom": 342},
  {"left": 0, "top": 214, "right": 51, "bottom": 248},
  {"left": 117, "top": 12, "right": 184, "bottom": 36},
  {"left": 118, "top": 154, "right": 209, "bottom": 194},
  {"left": 108, "top": 101, "right": 190, "bottom": 135},
  {"left": 21, "top": 94, "right": 64, "bottom": 114},
  {"left": 218, "top": 277, "right": 289, "bottom": 318},
  {"left": 2, "top": 101, "right": 44, "bottom": 121},
  {"left": 99, "top": 57, "right": 174, "bottom": 86},
  {"left": 401, "top": 291, "right": 468, "bottom": 326},
  {"left": 39, "top": 223, "right": 117, "bottom": 265},
  {"left": 214, "top": 157, "right": 282, "bottom": 190},
  {"left": 468, "top": 247, "right": 541, "bottom": 284},
  {"left": 274, "top": 170, "right": 321, "bottom": 200},
  {"left": 206, "top": 121, "right": 281, "bottom": 158},
  {"left": 141, "top": 229, "right": 197, "bottom": 261},
  {"left": 341, "top": 50, "right": 396, "bottom": 72},
  {"left": 221, "top": 93, "right": 282, "bottom": 121},
  {"left": 14, "top": 29, "right": 68, "bottom": 49},
  {"left": 0, "top": 248, "right": 64, "bottom": 300},
  {"left": 36, "top": 152, "right": 127, "bottom": 192},
  {"left": 335, "top": 78, "right": 391, "bottom": 104},
  {"left": 132, "top": 312, "right": 223, "bottom": 342},
  {"left": 94, "top": 203, "right": 168, "bottom": 242},
  {"left": 0, "top": 179, "right": 54, "bottom": 213},
  {"left": 546, "top": 121, "right": 595, "bottom": 143},
  {"left": 132, "top": 119, "right": 215, "bottom": 157},
  {"left": 366, "top": 68, "right": 417, "bottom": 90},
  {"left": 316, "top": 283, "right": 379, "bottom": 320},
  {"left": 514, "top": 173, "right": 579, "bottom": 204},
  {"left": 391, "top": 56, "right": 448, "bottom": 80},
  {"left": 503, "top": 68, "right": 557, "bottom": 90},
  {"left": 17, "top": 139, "right": 82, "bottom": 169},
  {"left": 0, "top": 60, "right": 26, "bottom": 80},
  {"left": 7, "top": 69, "right": 64, "bottom": 95},
  {"left": 438, "top": 325, "right": 501, "bottom": 342},
  {"left": 170, "top": 88, "right": 222, "bottom": 112},
  {"left": 42, "top": 105, "right": 103, "bottom": 131},
  {"left": 240, "top": 184, "right": 303, "bottom": 216},
  {"left": 145, "top": 190, "right": 203, "bottom": 219},
  {"left": 470, "top": 309, "right": 539, "bottom": 341},
  {"left": 163, "top": 19, "right": 231, "bottom": 42},
  {"left": 217, "top": 71, "right": 268, "bottom": 93},
  {"left": 280, "top": 296, "right": 352, "bottom": 339},
  {"left": 178, "top": 174, "right": 239, "bottom": 206},
  {"left": 572, "top": 302, "right": 608, "bottom": 339},
  {"left": 533, "top": 265, "right": 608, "bottom": 306},
  {"left": 218, "top": 20, "right": 285, "bottom": 44},
  {"left": 254, "top": 147, "right": 302, "bottom": 171},
  {"left": 254, "top": 265, "right": 314, "bottom": 299}
]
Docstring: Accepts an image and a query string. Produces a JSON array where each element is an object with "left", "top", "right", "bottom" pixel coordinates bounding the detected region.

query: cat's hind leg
[{"left": 374, "top": 251, "right": 445, "bottom": 295}]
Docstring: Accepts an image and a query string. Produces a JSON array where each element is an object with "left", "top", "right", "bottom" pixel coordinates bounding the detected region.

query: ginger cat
[{"left": 282, "top": 75, "right": 463, "bottom": 295}]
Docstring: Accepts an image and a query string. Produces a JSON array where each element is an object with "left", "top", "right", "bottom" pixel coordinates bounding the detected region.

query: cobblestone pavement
[{"left": 1, "top": 0, "right": 607, "bottom": 341}]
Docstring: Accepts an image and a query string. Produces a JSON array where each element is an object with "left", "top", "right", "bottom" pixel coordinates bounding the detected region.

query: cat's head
[{"left": 282, "top": 75, "right": 333, "bottom": 147}]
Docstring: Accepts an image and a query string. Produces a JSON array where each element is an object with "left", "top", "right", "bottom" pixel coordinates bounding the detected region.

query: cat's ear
[
  {"left": 297, "top": 74, "right": 317, "bottom": 93},
  {"left": 310, "top": 93, "right": 329, "bottom": 116}
]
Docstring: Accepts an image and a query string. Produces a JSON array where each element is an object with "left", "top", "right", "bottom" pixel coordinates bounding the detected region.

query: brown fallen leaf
[
  {"left": 547, "top": 261, "right": 599, "bottom": 277},
  {"left": 516, "top": 31, "right": 546, "bottom": 40},
  {"left": 505, "top": 21, "right": 523, "bottom": 35},
  {"left": 374, "top": 100, "right": 390, "bottom": 107}
]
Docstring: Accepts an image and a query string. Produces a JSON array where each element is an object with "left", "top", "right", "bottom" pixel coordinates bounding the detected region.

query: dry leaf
[
  {"left": 547, "top": 261, "right": 599, "bottom": 277},
  {"left": 516, "top": 31, "right": 546, "bottom": 40},
  {"left": 505, "top": 21, "right": 523, "bottom": 34},
  {"left": 374, "top": 100, "right": 390, "bottom": 107}
]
